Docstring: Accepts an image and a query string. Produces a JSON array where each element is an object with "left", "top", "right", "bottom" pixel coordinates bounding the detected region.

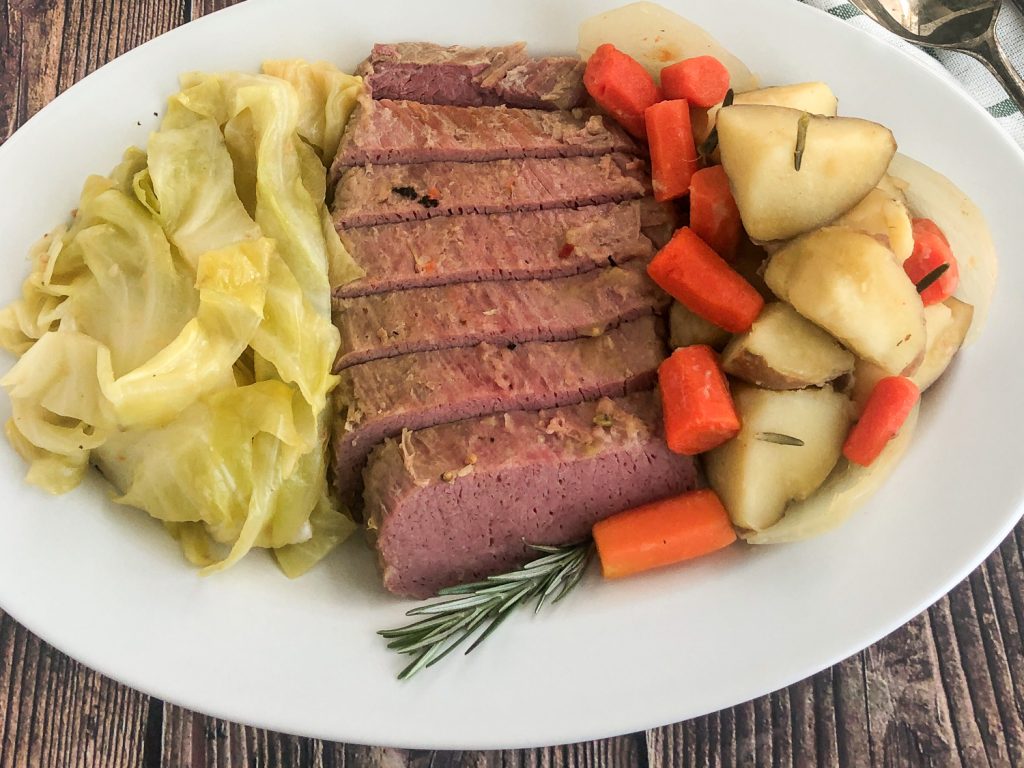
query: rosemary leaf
[
  {"left": 794, "top": 112, "right": 811, "bottom": 171},
  {"left": 697, "top": 130, "right": 719, "bottom": 165},
  {"left": 379, "top": 540, "right": 594, "bottom": 679},
  {"left": 916, "top": 262, "right": 950, "bottom": 294},
  {"left": 756, "top": 431, "right": 805, "bottom": 447}
]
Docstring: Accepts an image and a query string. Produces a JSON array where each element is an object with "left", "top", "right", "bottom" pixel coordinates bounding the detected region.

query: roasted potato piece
[
  {"left": 744, "top": 404, "right": 919, "bottom": 544},
  {"left": 733, "top": 82, "right": 838, "bottom": 116},
  {"left": 764, "top": 227, "right": 926, "bottom": 375},
  {"left": 717, "top": 105, "right": 896, "bottom": 241},
  {"left": 721, "top": 303, "right": 854, "bottom": 389},
  {"left": 851, "top": 296, "right": 974, "bottom": 409},
  {"left": 704, "top": 383, "right": 852, "bottom": 530},
  {"left": 834, "top": 187, "right": 914, "bottom": 263},
  {"left": 669, "top": 301, "right": 731, "bottom": 350}
]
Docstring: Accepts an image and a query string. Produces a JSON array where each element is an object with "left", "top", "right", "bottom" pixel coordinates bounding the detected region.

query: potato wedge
[
  {"left": 765, "top": 227, "right": 926, "bottom": 375},
  {"left": 744, "top": 404, "right": 918, "bottom": 544},
  {"left": 704, "top": 383, "right": 852, "bottom": 530},
  {"left": 694, "top": 82, "right": 838, "bottom": 156},
  {"left": 849, "top": 297, "right": 972, "bottom": 411},
  {"left": 717, "top": 105, "right": 896, "bottom": 241},
  {"left": 834, "top": 186, "right": 914, "bottom": 263},
  {"left": 669, "top": 301, "right": 731, "bottom": 350},
  {"left": 733, "top": 82, "right": 838, "bottom": 116},
  {"left": 721, "top": 303, "right": 854, "bottom": 389},
  {"left": 913, "top": 297, "right": 973, "bottom": 390}
]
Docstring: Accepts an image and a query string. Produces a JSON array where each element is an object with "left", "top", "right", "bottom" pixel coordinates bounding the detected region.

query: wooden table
[{"left": 2, "top": 1, "right": 1023, "bottom": 765}]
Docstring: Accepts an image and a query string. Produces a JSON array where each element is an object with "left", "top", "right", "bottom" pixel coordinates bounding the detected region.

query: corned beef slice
[
  {"left": 333, "top": 202, "right": 654, "bottom": 299},
  {"left": 363, "top": 392, "right": 701, "bottom": 598},
  {"left": 359, "top": 42, "right": 586, "bottom": 110},
  {"left": 332, "top": 153, "right": 649, "bottom": 228},
  {"left": 332, "top": 317, "right": 666, "bottom": 506},
  {"left": 331, "top": 259, "right": 669, "bottom": 371},
  {"left": 331, "top": 98, "right": 636, "bottom": 170}
]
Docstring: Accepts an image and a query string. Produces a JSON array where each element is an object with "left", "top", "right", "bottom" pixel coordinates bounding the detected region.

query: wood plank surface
[{"left": 1, "top": 1, "right": 1022, "bottom": 766}]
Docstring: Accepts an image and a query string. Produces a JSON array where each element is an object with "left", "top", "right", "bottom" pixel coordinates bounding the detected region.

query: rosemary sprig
[
  {"left": 697, "top": 89, "right": 734, "bottom": 165},
  {"left": 756, "top": 431, "right": 805, "bottom": 446},
  {"left": 793, "top": 112, "right": 811, "bottom": 171},
  {"left": 379, "top": 540, "right": 594, "bottom": 680},
  {"left": 916, "top": 262, "right": 950, "bottom": 294}
]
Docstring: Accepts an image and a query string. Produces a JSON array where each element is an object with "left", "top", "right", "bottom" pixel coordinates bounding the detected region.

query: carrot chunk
[
  {"left": 645, "top": 99, "right": 699, "bottom": 202},
  {"left": 842, "top": 376, "right": 920, "bottom": 467},
  {"left": 583, "top": 43, "right": 660, "bottom": 138},
  {"left": 903, "top": 218, "right": 959, "bottom": 306},
  {"left": 658, "top": 345, "right": 740, "bottom": 455},
  {"left": 647, "top": 227, "right": 764, "bottom": 333},
  {"left": 689, "top": 165, "right": 742, "bottom": 260},
  {"left": 661, "top": 56, "right": 731, "bottom": 108},
  {"left": 593, "top": 488, "right": 737, "bottom": 579}
]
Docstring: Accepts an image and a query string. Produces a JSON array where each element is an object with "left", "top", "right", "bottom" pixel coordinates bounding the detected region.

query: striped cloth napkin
[{"left": 798, "top": 0, "right": 1024, "bottom": 146}]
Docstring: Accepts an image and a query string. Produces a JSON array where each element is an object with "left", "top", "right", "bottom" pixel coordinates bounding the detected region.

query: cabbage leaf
[{"left": 1, "top": 59, "right": 363, "bottom": 575}]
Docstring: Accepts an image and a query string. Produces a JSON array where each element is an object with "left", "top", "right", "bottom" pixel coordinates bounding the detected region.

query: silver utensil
[{"left": 850, "top": 0, "right": 1024, "bottom": 112}]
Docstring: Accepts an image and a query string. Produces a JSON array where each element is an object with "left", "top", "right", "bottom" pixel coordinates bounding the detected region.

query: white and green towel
[{"left": 798, "top": 0, "right": 1024, "bottom": 146}]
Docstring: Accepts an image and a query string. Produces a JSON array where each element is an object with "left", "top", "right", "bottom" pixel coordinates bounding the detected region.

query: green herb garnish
[
  {"left": 915, "top": 263, "right": 950, "bottom": 294},
  {"left": 756, "top": 432, "right": 805, "bottom": 447},
  {"left": 392, "top": 185, "right": 418, "bottom": 200},
  {"left": 379, "top": 541, "right": 594, "bottom": 679},
  {"left": 697, "top": 89, "right": 734, "bottom": 165},
  {"left": 794, "top": 112, "right": 811, "bottom": 171}
]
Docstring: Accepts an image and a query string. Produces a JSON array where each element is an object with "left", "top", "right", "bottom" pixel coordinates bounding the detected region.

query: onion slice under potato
[{"left": 743, "top": 405, "right": 919, "bottom": 545}]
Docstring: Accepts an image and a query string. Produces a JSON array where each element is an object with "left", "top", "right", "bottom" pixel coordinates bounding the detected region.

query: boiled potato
[
  {"left": 669, "top": 301, "right": 731, "bottom": 350},
  {"left": 704, "top": 383, "right": 852, "bottom": 530},
  {"left": 721, "top": 302, "right": 854, "bottom": 389},
  {"left": 734, "top": 82, "right": 838, "bottom": 116},
  {"left": 765, "top": 227, "right": 925, "bottom": 375},
  {"left": 744, "top": 404, "right": 919, "bottom": 544},
  {"left": 834, "top": 187, "right": 914, "bottom": 263},
  {"left": 913, "top": 297, "right": 973, "bottom": 390},
  {"left": 851, "top": 297, "right": 974, "bottom": 409},
  {"left": 578, "top": 2, "right": 758, "bottom": 91},
  {"left": 694, "top": 82, "right": 838, "bottom": 152},
  {"left": 717, "top": 105, "right": 896, "bottom": 241}
]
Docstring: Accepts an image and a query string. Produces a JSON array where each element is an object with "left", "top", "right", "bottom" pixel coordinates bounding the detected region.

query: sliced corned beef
[
  {"left": 332, "top": 201, "right": 653, "bottom": 298},
  {"left": 359, "top": 42, "right": 585, "bottom": 110},
  {"left": 363, "top": 391, "right": 701, "bottom": 598},
  {"left": 495, "top": 57, "right": 587, "bottom": 111},
  {"left": 332, "top": 316, "right": 666, "bottom": 506},
  {"left": 331, "top": 259, "right": 669, "bottom": 371},
  {"left": 331, "top": 98, "right": 636, "bottom": 171},
  {"left": 332, "top": 153, "right": 649, "bottom": 228}
]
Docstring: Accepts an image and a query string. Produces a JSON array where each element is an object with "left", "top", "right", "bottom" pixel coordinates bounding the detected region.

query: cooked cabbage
[{"left": 0, "top": 59, "right": 364, "bottom": 576}]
